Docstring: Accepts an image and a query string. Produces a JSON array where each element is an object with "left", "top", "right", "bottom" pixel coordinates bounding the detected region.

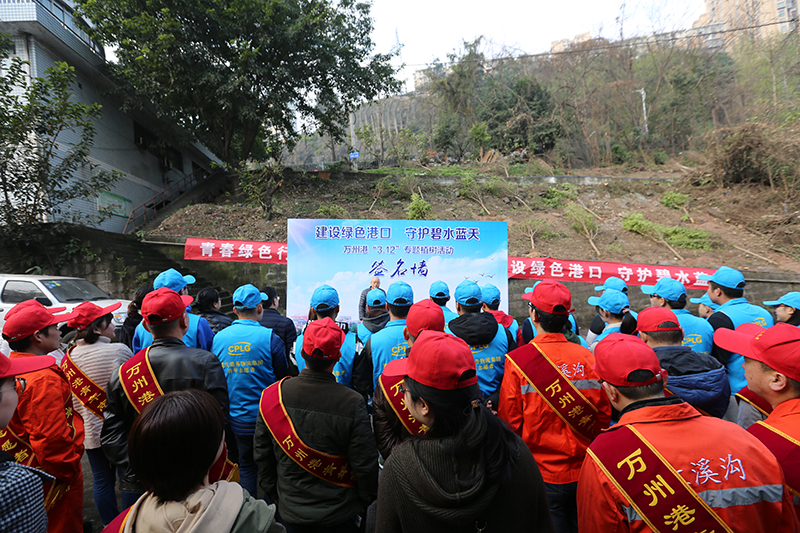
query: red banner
[
  {"left": 183, "top": 239, "right": 715, "bottom": 289},
  {"left": 508, "top": 257, "right": 715, "bottom": 290},
  {"left": 185, "top": 238, "right": 288, "bottom": 265}
]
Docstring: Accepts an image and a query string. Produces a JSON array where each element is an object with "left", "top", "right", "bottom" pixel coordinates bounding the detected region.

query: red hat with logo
[
  {"left": 406, "top": 300, "right": 445, "bottom": 337},
  {"left": 521, "top": 280, "right": 572, "bottom": 315},
  {"left": 302, "top": 317, "right": 345, "bottom": 360},
  {"left": 141, "top": 288, "right": 193, "bottom": 325},
  {"left": 715, "top": 323, "right": 800, "bottom": 382},
  {"left": 383, "top": 330, "right": 477, "bottom": 390},
  {"left": 68, "top": 301, "right": 123, "bottom": 331},
  {"left": 593, "top": 333, "right": 667, "bottom": 387},
  {"left": 636, "top": 307, "right": 682, "bottom": 333},
  {"left": 0, "top": 352, "right": 55, "bottom": 378},
  {"left": 2, "top": 305, "right": 78, "bottom": 343}
]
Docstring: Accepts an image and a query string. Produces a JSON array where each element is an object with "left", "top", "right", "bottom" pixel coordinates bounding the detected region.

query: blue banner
[{"left": 287, "top": 219, "right": 509, "bottom": 330}]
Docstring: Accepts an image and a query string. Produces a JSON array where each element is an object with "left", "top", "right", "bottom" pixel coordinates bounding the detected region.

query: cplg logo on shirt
[{"left": 227, "top": 342, "right": 252, "bottom": 356}]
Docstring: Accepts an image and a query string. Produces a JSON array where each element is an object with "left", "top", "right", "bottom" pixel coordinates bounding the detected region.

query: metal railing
[{"left": 122, "top": 170, "right": 209, "bottom": 234}]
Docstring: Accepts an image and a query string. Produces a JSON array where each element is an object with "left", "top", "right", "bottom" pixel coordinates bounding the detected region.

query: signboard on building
[{"left": 97, "top": 192, "right": 133, "bottom": 218}]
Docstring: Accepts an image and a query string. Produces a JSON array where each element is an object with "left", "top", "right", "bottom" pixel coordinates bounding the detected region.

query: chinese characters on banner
[
  {"left": 507, "top": 257, "right": 716, "bottom": 291},
  {"left": 184, "top": 238, "right": 288, "bottom": 265}
]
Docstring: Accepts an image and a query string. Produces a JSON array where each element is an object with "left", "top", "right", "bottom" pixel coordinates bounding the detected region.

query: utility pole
[{"left": 635, "top": 88, "right": 648, "bottom": 135}]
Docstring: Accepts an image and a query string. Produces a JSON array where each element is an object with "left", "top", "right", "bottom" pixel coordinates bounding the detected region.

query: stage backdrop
[{"left": 286, "top": 219, "right": 509, "bottom": 330}]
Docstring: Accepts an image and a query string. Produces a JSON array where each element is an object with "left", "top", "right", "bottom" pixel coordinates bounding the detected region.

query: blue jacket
[
  {"left": 446, "top": 313, "right": 510, "bottom": 398},
  {"left": 212, "top": 319, "right": 287, "bottom": 434},
  {"left": 653, "top": 345, "right": 731, "bottom": 418},
  {"left": 672, "top": 309, "right": 714, "bottom": 356},
  {"left": 366, "top": 320, "right": 408, "bottom": 390},
  {"left": 590, "top": 324, "right": 622, "bottom": 350},
  {"left": 356, "top": 313, "right": 390, "bottom": 346},
  {"left": 440, "top": 305, "right": 459, "bottom": 324},
  {"left": 711, "top": 298, "right": 774, "bottom": 392},
  {"left": 132, "top": 312, "right": 215, "bottom": 353},
  {"left": 295, "top": 328, "right": 358, "bottom": 387}
]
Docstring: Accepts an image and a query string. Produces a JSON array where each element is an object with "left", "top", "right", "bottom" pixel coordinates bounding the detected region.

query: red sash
[
  {"left": 748, "top": 421, "right": 800, "bottom": 497},
  {"left": 102, "top": 508, "right": 130, "bottom": 533},
  {"left": 378, "top": 373, "right": 429, "bottom": 437},
  {"left": 61, "top": 347, "right": 107, "bottom": 419},
  {"left": 260, "top": 378, "right": 356, "bottom": 488},
  {"left": 0, "top": 426, "right": 37, "bottom": 467},
  {"left": 589, "top": 424, "right": 733, "bottom": 533},
  {"left": 119, "top": 349, "right": 238, "bottom": 483},
  {"left": 508, "top": 342, "right": 600, "bottom": 443},
  {"left": 736, "top": 386, "right": 773, "bottom": 418}
]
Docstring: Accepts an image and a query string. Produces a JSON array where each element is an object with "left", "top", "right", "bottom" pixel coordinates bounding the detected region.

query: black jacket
[
  {"left": 448, "top": 312, "right": 515, "bottom": 348},
  {"left": 259, "top": 308, "right": 298, "bottom": 360},
  {"left": 200, "top": 309, "right": 234, "bottom": 334},
  {"left": 118, "top": 315, "right": 141, "bottom": 351},
  {"left": 101, "top": 336, "right": 229, "bottom": 491},
  {"left": 254, "top": 370, "right": 378, "bottom": 526}
]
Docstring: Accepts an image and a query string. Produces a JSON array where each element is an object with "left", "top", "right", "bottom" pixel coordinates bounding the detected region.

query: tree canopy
[{"left": 77, "top": 0, "right": 401, "bottom": 167}]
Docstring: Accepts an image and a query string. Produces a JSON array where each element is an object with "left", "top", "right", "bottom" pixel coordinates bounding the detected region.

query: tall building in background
[{"left": 696, "top": 0, "right": 797, "bottom": 40}]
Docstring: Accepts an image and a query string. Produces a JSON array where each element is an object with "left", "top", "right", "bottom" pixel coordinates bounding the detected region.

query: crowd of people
[{"left": 1, "top": 264, "right": 800, "bottom": 533}]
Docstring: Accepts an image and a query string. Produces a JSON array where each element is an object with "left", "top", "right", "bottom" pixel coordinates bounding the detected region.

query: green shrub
[
  {"left": 660, "top": 191, "right": 689, "bottom": 210},
  {"left": 653, "top": 151, "right": 668, "bottom": 165},
  {"left": 622, "top": 213, "right": 715, "bottom": 251},
  {"left": 315, "top": 204, "right": 348, "bottom": 218},
  {"left": 611, "top": 144, "right": 632, "bottom": 164},
  {"left": 407, "top": 193, "right": 432, "bottom": 220},
  {"left": 542, "top": 183, "right": 578, "bottom": 208},
  {"left": 483, "top": 176, "right": 506, "bottom": 196}
]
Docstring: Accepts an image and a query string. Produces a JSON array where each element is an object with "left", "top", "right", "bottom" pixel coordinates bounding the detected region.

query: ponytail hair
[
  {"left": 404, "top": 377, "right": 521, "bottom": 486},
  {"left": 620, "top": 308, "right": 638, "bottom": 335}
]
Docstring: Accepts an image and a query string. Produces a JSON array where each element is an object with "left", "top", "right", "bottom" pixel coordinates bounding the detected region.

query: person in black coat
[
  {"left": 260, "top": 286, "right": 298, "bottom": 375},
  {"left": 195, "top": 288, "right": 233, "bottom": 334}
]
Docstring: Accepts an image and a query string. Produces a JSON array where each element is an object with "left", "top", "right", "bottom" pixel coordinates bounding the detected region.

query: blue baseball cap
[
  {"left": 698, "top": 266, "right": 745, "bottom": 290},
  {"left": 154, "top": 268, "right": 196, "bottom": 292},
  {"left": 588, "top": 289, "right": 630, "bottom": 314},
  {"left": 689, "top": 293, "right": 719, "bottom": 310},
  {"left": 595, "top": 276, "right": 628, "bottom": 293},
  {"left": 640, "top": 277, "right": 686, "bottom": 302},
  {"left": 366, "top": 288, "right": 387, "bottom": 307},
  {"left": 482, "top": 284, "right": 501, "bottom": 306},
  {"left": 429, "top": 281, "right": 450, "bottom": 299},
  {"left": 387, "top": 281, "right": 413, "bottom": 306},
  {"left": 233, "top": 284, "right": 268, "bottom": 309},
  {"left": 455, "top": 280, "right": 482, "bottom": 306},
  {"left": 523, "top": 281, "right": 542, "bottom": 294},
  {"left": 310, "top": 284, "right": 340, "bottom": 311},
  {"left": 764, "top": 292, "right": 800, "bottom": 309}
]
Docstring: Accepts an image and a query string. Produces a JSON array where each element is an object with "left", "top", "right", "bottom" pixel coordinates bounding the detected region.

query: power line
[{"left": 401, "top": 18, "right": 799, "bottom": 70}]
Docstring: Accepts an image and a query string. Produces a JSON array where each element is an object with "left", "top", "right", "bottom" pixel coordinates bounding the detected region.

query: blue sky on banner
[{"left": 287, "top": 219, "right": 509, "bottom": 327}]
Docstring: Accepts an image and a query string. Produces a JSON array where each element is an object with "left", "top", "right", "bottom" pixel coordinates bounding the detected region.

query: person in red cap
[
  {"left": 1, "top": 303, "right": 84, "bottom": 533},
  {"left": 254, "top": 316, "right": 378, "bottom": 532},
  {"left": 577, "top": 333, "right": 798, "bottom": 533},
  {"left": 373, "top": 299, "right": 445, "bottom": 459},
  {"left": 498, "top": 280, "right": 610, "bottom": 533},
  {"left": 64, "top": 301, "right": 133, "bottom": 526},
  {"left": 0, "top": 350, "right": 60, "bottom": 532},
  {"left": 636, "top": 306, "right": 730, "bottom": 418},
  {"left": 376, "top": 330, "right": 553, "bottom": 532},
  {"left": 716, "top": 322, "right": 800, "bottom": 514},
  {"left": 0, "top": 299, "right": 67, "bottom": 361},
  {"left": 101, "top": 287, "right": 230, "bottom": 511}
]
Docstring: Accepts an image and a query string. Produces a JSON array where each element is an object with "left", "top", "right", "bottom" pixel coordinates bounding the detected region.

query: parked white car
[{"left": 0, "top": 275, "right": 131, "bottom": 338}]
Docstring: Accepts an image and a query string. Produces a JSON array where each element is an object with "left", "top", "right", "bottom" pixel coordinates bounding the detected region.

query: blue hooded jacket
[{"left": 653, "top": 345, "right": 731, "bottom": 418}]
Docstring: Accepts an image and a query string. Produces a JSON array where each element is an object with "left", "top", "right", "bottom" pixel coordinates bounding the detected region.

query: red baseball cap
[
  {"left": 715, "top": 323, "right": 800, "bottom": 382},
  {"left": 2, "top": 305, "right": 78, "bottom": 342},
  {"left": 593, "top": 333, "right": 667, "bottom": 387},
  {"left": 383, "top": 330, "right": 478, "bottom": 390},
  {"left": 521, "top": 280, "right": 572, "bottom": 315},
  {"left": 636, "top": 307, "right": 682, "bottom": 333},
  {"left": 5, "top": 299, "right": 66, "bottom": 319},
  {"left": 406, "top": 300, "right": 445, "bottom": 337},
  {"left": 0, "top": 352, "right": 56, "bottom": 379},
  {"left": 302, "top": 317, "right": 345, "bottom": 360},
  {"left": 141, "top": 288, "right": 193, "bottom": 325},
  {"left": 68, "top": 301, "right": 123, "bottom": 331}
]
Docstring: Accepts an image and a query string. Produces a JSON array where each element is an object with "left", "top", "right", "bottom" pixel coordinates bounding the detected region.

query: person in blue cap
[
  {"left": 701, "top": 266, "right": 774, "bottom": 394},
  {"left": 356, "top": 288, "right": 390, "bottom": 346},
  {"left": 446, "top": 280, "right": 515, "bottom": 406},
  {"left": 481, "top": 283, "right": 520, "bottom": 348},
  {"left": 641, "top": 277, "right": 715, "bottom": 356},
  {"left": 690, "top": 293, "right": 719, "bottom": 319},
  {"left": 353, "top": 281, "right": 414, "bottom": 399},
  {"left": 587, "top": 290, "right": 636, "bottom": 352},
  {"left": 131, "top": 268, "right": 215, "bottom": 353},
  {"left": 429, "top": 280, "right": 459, "bottom": 324},
  {"left": 763, "top": 292, "right": 800, "bottom": 327},
  {"left": 212, "top": 284, "right": 289, "bottom": 498},
  {"left": 295, "top": 284, "right": 358, "bottom": 388},
  {"left": 585, "top": 277, "right": 629, "bottom": 346}
]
